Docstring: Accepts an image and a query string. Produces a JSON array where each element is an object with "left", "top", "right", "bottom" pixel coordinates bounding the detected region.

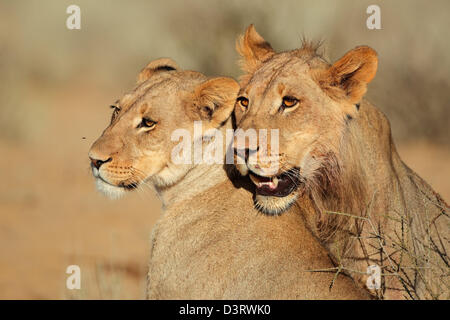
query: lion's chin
[
  {"left": 254, "top": 192, "right": 298, "bottom": 215},
  {"left": 95, "top": 178, "right": 126, "bottom": 200}
]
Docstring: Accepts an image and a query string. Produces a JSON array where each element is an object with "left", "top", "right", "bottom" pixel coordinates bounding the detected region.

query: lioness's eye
[
  {"left": 137, "top": 118, "right": 157, "bottom": 130},
  {"left": 236, "top": 96, "right": 249, "bottom": 110},
  {"left": 110, "top": 105, "right": 121, "bottom": 122},
  {"left": 281, "top": 96, "right": 299, "bottom": 109}
]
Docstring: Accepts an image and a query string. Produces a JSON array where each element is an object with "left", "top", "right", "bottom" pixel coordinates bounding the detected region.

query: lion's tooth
[
  {"left": 249, "top": 174, "right": 259, "bottom": 186},
  {"left": 273, "top": 176, "right": 279, "bottom": 188},
  {"left": 249, "top": 173, "right": 280, "bottom": 190}
]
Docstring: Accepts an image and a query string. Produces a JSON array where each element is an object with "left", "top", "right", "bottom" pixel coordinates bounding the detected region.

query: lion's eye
[
  {"left": 237, "top": 96, "right": 249, "bottom": 110},
  {"left": 110, "top": 105, "right": 121, "bottom": 122},
  {"left": 281, "top": 96, "right": 299, "bottom": 109},
  {"left": 137, "top": 118, "right": 157, "bottom": 130}
]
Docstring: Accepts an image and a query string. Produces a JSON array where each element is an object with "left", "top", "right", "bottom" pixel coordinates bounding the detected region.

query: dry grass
[{"left": 309, "top": 189, "right": 449, "bottom": 300}]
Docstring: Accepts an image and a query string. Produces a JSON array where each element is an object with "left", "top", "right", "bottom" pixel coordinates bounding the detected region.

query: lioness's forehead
[{"left": 118, "top": 70, "right": 206, "bottom": 112}]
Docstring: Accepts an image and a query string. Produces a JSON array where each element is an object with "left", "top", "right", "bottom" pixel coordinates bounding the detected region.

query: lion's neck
[
  {"left": 303, "top": 110, "right": 372, "bottom": 241},
  {"left": 157, "top": 163, "right": 228, "bottom": 209},
  {"left": 156, "top": 119, "right": 233, "bottom": 209}
]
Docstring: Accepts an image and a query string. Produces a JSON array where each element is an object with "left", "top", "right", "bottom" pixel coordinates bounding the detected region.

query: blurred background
[{"left": 0, "top": 0, "right": 448, "bottom": 299}]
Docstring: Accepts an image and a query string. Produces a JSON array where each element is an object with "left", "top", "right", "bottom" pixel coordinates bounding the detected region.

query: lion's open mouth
[{"left": 249, "top": 168, "right": 301, "bottom": 197}]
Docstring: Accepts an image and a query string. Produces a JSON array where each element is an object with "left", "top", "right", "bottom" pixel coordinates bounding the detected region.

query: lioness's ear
[
  {"left": 318, "top": 46, "right": 378, "bottom": 104},
  {"left": 137, "top": 58, "right": 178, "bottom": 84},
  {"left": 236, "top": 24, "right": 275, "bottom": 74},
  {"left": 192, "top": 77, "right": 240, "bottom": 128}
]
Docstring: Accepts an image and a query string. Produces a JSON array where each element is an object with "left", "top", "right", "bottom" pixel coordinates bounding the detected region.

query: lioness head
[
  {"left": 233, "top": 25, "right": 378, "bottom": 215},
  {"left": 89, "top": 58, "right": 239, "bottom": 199}
]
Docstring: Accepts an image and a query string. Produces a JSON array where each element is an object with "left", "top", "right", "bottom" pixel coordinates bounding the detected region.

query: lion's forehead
[
  {"left": 118, "top": 71, "right": 205, "bottom": 112},
  {"left": 246, "top": 57, "right": 310, "bottom": 96}
]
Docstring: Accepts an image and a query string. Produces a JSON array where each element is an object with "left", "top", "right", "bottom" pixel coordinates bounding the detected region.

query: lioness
[
  {"left": 88, "top": 58, "right": 370, "bottom": 299},
  {"left": 233, "top": 25, "right": 449, "bottom": 299}
]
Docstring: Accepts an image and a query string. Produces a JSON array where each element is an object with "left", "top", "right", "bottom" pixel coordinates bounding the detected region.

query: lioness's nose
[{"left": 90, "top": 156, "right": 112, "bottom": 170}]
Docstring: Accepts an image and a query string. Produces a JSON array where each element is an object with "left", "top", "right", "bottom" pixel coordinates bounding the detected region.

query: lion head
[
  {"left": 233, "top": 25, "right": 378, "bottom": 215},
  {"left": 89, "top": 58, "right": 239, "bottom": 199}
]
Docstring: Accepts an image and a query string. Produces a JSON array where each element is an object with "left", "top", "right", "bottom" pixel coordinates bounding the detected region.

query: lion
[
  {"left": 88, "top": 58, "right": 371, "bottom": 299},
  {"left": 233, "top": 25, "right": 449, "bottom": 300}
]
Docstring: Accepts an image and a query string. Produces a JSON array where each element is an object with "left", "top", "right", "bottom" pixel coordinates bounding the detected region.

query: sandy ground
[{"left": 0, "top": 84, "right": 449, "bottom": 299}]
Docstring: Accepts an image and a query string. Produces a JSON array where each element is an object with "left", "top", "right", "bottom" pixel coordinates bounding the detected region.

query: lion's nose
[
  {"left": 233, "top": 144, "right": 258, "bottom": 163},
  {"left": 90, "top": 157, "right": 112, "bottom": 170}
]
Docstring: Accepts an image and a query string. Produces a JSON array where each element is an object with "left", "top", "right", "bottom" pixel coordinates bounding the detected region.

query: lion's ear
[
  {"left": 236, "top": 24, "right": 275, "bottom": 75},
  {"left": 192, "top": 77, "right": 240, "bottom": 128},
  {"left": 319, "top": 46, "right": 378, "bottom": 104},
  {"left": 137, "top": 58, "right": 179, "bottom": 84}
]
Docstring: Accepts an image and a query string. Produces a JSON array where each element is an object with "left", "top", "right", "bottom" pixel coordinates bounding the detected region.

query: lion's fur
[
  {"left": 146, "top": 163, "right": 371, "bottom": 299},
  {"left": 301, "top": 100, "right": 449, "bottom": 299},
  {"left": 89, "top": 58, "right": 371, "bottom": 299},
  {"left": 235, "top": 25, "right": 449, "bottom": 299}
]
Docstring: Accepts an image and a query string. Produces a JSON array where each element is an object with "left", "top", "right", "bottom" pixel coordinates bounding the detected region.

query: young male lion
[
  {"left": 88, "top": 58, "right": 370, "bottom": 299},
  {"left": 233, "top": 25, "right": 449, "bottom": 299}
]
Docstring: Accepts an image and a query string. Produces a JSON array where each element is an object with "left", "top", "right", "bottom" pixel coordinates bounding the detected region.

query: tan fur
[
  {"left": 88, "top": 58, "right": 238, "bottom": 195},
  {"left": 235, "top": 25, "right": 449, "bottom": 300},
  {"left": 89, "top": 58, "right": 371, "bottom": 299},
  {"left": 147, "top": 168, "right": 371, "bottom": 299}
]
